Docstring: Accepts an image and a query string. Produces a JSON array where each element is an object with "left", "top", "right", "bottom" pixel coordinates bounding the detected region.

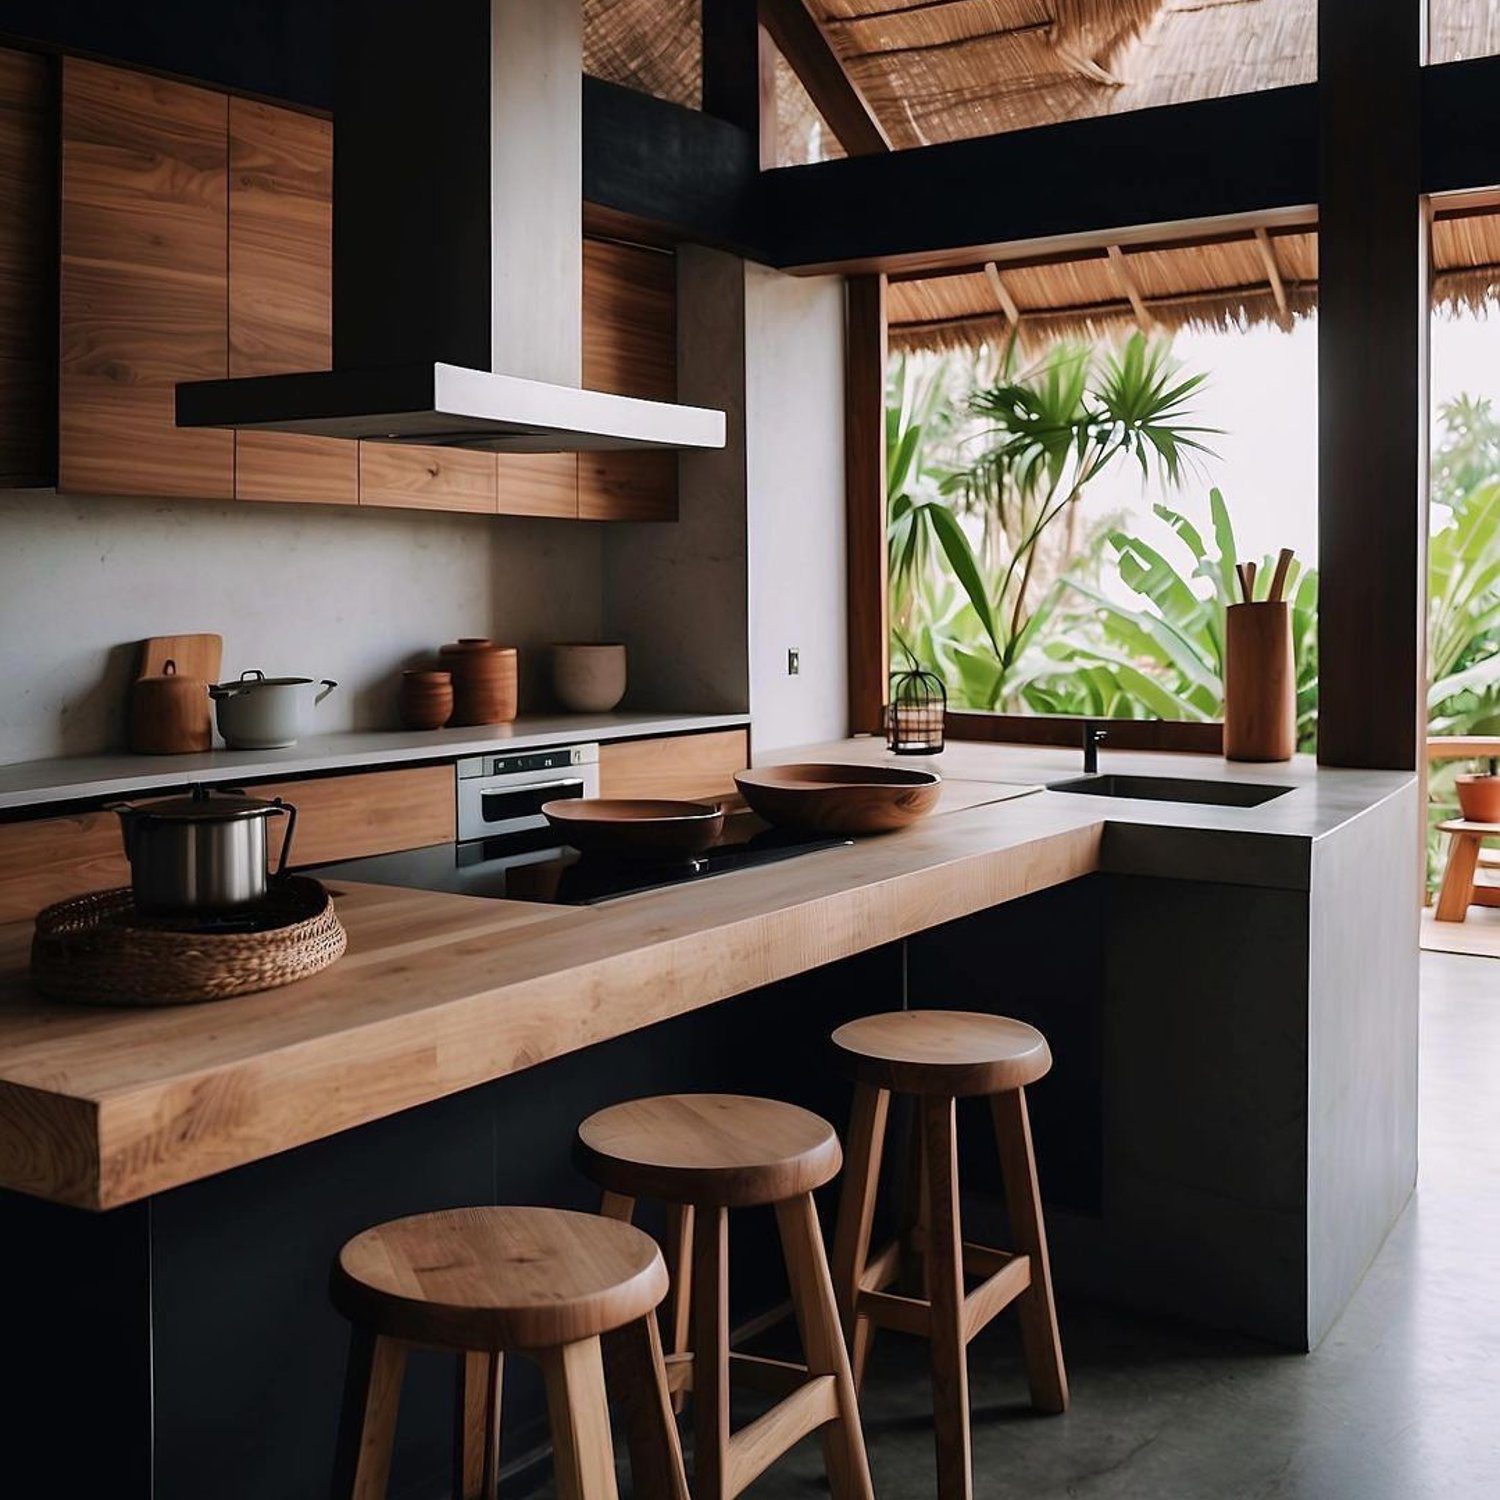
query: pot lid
[
  {"left": 210, "top": 670, "right": 318, "bottom": 694},
  {"left": 126, "top": 785, "right": 285, "bottom": 822}
]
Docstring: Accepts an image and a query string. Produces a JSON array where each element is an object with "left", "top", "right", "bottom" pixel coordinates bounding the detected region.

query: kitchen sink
[{"left": 1047, "top": 774, "right": 1294, "bottom": 808}]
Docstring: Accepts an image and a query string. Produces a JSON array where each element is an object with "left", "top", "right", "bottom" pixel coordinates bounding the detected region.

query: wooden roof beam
[
  {"left": 758, "top": 0, "right": 893, "bottom": 156},
  {"left": 983, "top": 261, "right": 1021, "bottom": 324},
  {"left": 1253, "top": 226, "right": 1289, "bottom": 319},
  {"left": 1105, "top": 243, "right": 1155, "bottom": 331}
]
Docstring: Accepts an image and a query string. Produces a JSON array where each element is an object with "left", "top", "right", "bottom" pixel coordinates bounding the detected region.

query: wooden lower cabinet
[
  {"left": 598, "top": 729, "right": 749, "bottom": 802},
  {"left": 0, "top": 764, "right": 455, "bottom": 922},
  {"left": 262, "top": 765, "right": 454, "bottom": 867}
]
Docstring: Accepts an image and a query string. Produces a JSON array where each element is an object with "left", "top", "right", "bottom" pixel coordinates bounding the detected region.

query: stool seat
[
  {"left": 575, "top": 1093, "right": 842, "bottom": 1207},
  {"left": 832, "top": 1009, "right": 1052, "bottom": 1097},
  {"left": 332, "top": 1205, "right": 668, "bottom": 1351}
]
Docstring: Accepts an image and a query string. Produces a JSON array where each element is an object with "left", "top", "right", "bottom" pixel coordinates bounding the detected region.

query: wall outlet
[{"left": 787, "top": 647, "right": 800, "bottom": 676}]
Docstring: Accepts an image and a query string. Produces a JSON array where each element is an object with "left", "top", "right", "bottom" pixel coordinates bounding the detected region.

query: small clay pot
[
  {"left": 399, "top": 669, "right": 454, "bottom": 731},
  {"left": 1456, "top": 773, "right": 1500, "bottom": 824},
  {"left": 551, "top": 643, "right": 627, "bottom": 714}
]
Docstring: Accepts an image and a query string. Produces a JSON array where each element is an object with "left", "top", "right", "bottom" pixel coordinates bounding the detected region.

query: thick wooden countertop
[{"left": 0, "top": 740, "right": 1413, "bottom": 1211}]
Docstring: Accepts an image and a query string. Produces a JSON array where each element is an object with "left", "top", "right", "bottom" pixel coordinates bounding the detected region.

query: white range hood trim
[{"left": 432, "top": 364, "right": 726, "bottom": 450}]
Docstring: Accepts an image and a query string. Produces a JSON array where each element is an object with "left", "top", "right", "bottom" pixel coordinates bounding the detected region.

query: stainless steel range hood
[{"left": 176, "top": 0, "right": 724, "bottom": 455}]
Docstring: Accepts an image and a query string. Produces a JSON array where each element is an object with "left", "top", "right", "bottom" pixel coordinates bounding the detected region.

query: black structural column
[{"left": 1317, "top": 0, "right": 1428, "bottom": 769}]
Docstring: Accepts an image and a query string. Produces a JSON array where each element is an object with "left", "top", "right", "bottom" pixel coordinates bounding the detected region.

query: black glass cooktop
[{"left": 315, "top": 811, "right": 852, "bottom": 906}]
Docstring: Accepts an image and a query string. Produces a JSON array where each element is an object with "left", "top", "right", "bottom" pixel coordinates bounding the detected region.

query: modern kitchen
[{"left": 0, "top": 3, "right": 1491, "bottom": 1499}]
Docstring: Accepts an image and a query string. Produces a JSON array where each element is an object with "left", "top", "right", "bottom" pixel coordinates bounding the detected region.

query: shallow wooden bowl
[
  {"left": 734, "top": 763, "right": 942, "bottom": 835},
  {"left": 542, "top": 798, "right": 726, "bottom": 859}
]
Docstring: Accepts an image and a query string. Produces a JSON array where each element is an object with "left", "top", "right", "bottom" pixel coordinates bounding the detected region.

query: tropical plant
[
  {"left": 888, "top": 334, "right": 1215, "bottom": 711},
  {"left": 1043, "top": 489, "right": 1319, "bottom": 750}
]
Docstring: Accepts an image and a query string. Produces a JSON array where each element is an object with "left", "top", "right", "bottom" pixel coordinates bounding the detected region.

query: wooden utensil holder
[{"left": 1224, "top": 601, "right": 1295, "bottom": 762}]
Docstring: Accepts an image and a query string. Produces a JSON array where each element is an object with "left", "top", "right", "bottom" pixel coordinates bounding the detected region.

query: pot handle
[
  {"left": 316, "top": 679, "right": 338, "bottom": 705},
  {"left": 209, "top": 669, "right": 264, "bottom": 700},
  {"left": 270, "top": 798, "right": 298, "bottom": 877},
  {"left": 104, "top": 800, "right": 137, "bottom": 862}
]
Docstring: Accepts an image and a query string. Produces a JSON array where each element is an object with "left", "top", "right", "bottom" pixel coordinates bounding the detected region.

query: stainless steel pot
[{"left": 110, "top": 786, "right": 298, "bottom": 916}]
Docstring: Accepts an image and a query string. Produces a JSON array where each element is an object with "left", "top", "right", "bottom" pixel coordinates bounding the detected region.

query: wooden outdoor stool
[
  {"left": 330, "top": 1205, "right": 687, "bottom": 1500},
  {"left": 829, "top": 1010, "right": 1068, "bottom": 1500},
  {"left": 575, "top": 1093, "right": 874, "bottom": 1500},
  {"left": 1434, "top": 819, "right": 1500, "bottom": 922}
]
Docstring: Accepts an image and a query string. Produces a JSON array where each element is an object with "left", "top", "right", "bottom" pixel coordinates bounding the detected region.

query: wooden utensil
[
  {"left": 1267, "top": 547, "right": 1295, "bottom": 602},
  {"left": 734, "top": 763, "right": 942, "bottom": 834},
  {"left": 128, "top": 659, "right": 212, "bottom": 754},
  {"left": 541, "top": 798, "right": 725, "bottom": 858}
]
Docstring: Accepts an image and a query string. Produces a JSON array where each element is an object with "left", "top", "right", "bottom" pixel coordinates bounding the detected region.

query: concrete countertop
[
  {"left": 0, "top": 711, "right": 752, "bottom": 813},
  {"left": 0, "top": 737, "right": 1412, "bottom": 1210}
]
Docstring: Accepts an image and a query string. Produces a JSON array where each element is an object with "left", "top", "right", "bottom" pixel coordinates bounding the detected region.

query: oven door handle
[{"left": 476, "top": 776, "right": 587, "bottom": 827}]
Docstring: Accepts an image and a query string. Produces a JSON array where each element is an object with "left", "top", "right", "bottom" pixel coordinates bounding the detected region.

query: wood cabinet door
[
  {"left": 497, "top": 452, "right": 578, "bottom": 518},
  {"left": 578, "top": 239, "right": 678, "bottom": 522},
  {"left": 359, "top": 443, "right": 498, "bottom": 513},
  {"left": 229, "top": 97, "right": 356, "bottom": 505},
  {"left": 59, "top": 58, "right": 232, "bottom": 499},
  {"left": 598, "top": 729, "right": 749, "bottom": 801},
  {"left": 259, "top": 765, "right": 455, "bottom": 867},
  {"left": 0, "top": 47, "right": 55, "bottom": 488}
]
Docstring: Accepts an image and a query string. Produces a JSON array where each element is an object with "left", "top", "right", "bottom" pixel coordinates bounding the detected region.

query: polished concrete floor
[
  {"left": 738, "top": 948, "right": 1500, "bottom": 1500},
  {"left": 743, "top": 951, "right": 1500, "bottom": 1499},
  {"left": 540, "top": 952, "right": 1500, "bottom": 1498}
]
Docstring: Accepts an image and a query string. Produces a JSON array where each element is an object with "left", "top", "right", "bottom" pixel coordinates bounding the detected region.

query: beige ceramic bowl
[{"left": 552, "top": 643, "right": 627, "bottom": 713}]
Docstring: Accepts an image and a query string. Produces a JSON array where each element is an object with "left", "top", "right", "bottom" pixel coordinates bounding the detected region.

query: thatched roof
[{"left": 887, "top": 202, "right": 1500, "bottom": 355}]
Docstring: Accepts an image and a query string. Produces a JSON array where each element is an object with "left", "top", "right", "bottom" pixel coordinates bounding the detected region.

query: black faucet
[{"left": 1083, "top": 720, "right": 1107, "bottom": 775}]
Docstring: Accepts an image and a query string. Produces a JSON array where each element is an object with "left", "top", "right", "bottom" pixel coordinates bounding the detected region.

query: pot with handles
[
  {"left": 109, "top": 786, "right": 297, "bottom": 916},
  {"left": 210, "top": 670, "right": 337, "bottom": 749}
]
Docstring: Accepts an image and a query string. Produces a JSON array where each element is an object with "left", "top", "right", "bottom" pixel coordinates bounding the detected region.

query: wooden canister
[
  {"left": 128, "top": 660, "right": 212, "bottom": 753},
  {"left": 398, "top": 669, "right": 454, "bottom": 730},
  {"left": 440, "top": 639, "right": 518, "bottom": 726},
  {"left": 1224, "top": 601, "right": 1295, "bottom": 761}
]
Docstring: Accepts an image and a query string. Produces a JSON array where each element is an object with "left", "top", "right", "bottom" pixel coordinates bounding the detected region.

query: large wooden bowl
[
  {"left": 733, "top": 763, "right": 942, "bottom": 835},
  {"left": 541, "top": 798, "right": 725, "bottom": 859}
]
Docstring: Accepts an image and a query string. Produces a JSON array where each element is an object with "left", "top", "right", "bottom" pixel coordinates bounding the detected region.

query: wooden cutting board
[{"left": 136, "top": 633, "right": 222, "bottom": 684}]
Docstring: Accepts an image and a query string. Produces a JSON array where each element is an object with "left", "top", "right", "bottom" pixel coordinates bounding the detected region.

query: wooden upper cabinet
[
  {"left": 359, "top": 442, "right": 497, "bottom": 513},
  {"left": 579, "top": 239, "right": 679, "bottom": 522},
  {"left": 0, "top": 47, "right": 55, "bottom": 487},
  {"left": 230, "top": 97, "right": 356, "bottom": 505},
  {"left": 59, "top": 58, "right": 232, "bottom": 499}
]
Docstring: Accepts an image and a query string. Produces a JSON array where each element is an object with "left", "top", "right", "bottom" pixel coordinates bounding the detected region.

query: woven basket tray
[{"left": 30, "top": 875, "right": 347, "bottom": 1007}]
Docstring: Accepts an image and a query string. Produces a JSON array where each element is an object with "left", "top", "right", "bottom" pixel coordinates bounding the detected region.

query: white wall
[
  {"left": 744, "top": 264, "right": 848, "bottom": 752},
  {"left": 0, "top": 490, "right": 604, "bottom": 763}
]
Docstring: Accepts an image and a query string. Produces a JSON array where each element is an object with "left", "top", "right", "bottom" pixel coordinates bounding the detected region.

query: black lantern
[{"left": 888, "top": 655, "right": 946, "bottom": 755}]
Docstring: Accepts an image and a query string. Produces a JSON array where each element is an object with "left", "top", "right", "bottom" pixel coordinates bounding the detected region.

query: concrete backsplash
[{"left": 0, "top": 489, "right": 605, "bottom": 763}]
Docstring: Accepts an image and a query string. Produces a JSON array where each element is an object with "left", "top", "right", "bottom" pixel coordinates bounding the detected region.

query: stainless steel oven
[{"left": 456, "top": 744, "right": 600, "bottom": 841}]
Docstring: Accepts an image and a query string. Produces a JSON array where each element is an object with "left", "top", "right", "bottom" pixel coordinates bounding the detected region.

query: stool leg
[
  {"left": 777, "top": 1192, "right": 877, "bottom": 1500},
  {"left": 1436, "top": 832, "right": 1482, "bottom": 921},
  {"left": 453, "top": 1350, "right": 503, "bottom": 1500},
  {"left": 900, "top": 1105, "right": 932, "bottom": 1300},
  {"left": 831, "top": 1083, "right": 890, "bottom": 1389},
  {"left": 690, "top": 1205, "right": 731, "bottom": 1500},
  {"left": 540, "top": 1336, "right": 621, "bottom": 1500},
  {"left": 330, "top": 1328, "right": 407, "bottom": 1500},
  {"left": 922, "top": 1094, "right": 972, "bottom": 1500},
  {"left": 664, "top": 1203, "right": 695, "bottom": 1413},
  {"left": 600, "top": 1191, "right": 636, "bottom": 1222},
  {"left": 993, "top": 1087, "right": 1069, "bottom": 1414},
  {"left": 604, "top": 1313, "right": 691, "bottom": 1500}
]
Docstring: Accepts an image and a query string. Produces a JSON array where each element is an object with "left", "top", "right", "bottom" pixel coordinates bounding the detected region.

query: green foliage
[{"left": 886, "top": 334, "right": 1216, "bottom": 711}]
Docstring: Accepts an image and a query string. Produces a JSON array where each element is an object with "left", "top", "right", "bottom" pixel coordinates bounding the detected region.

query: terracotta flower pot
[{"left": 1456, "top": 773, "right": 1500, "bottom": 823}]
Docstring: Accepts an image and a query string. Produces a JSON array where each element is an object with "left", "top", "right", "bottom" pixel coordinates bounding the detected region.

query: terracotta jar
[
  {"left": 439, "top": 639, "right": 518, "bottom": 726},
  {"left": 398, "top": 669, "right": 454, "bottom": 730}
]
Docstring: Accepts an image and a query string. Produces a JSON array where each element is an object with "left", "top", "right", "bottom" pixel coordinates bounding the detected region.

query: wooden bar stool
[
  {"left": 575, "top": 1094, "right": 875, "bottom": 1500},
  {"left": 329, "top": 1205, "right": 688, "bottom": 1500},
  {"left": 830, "top": 1011, "right": 1069, "bottom": 1500}
]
